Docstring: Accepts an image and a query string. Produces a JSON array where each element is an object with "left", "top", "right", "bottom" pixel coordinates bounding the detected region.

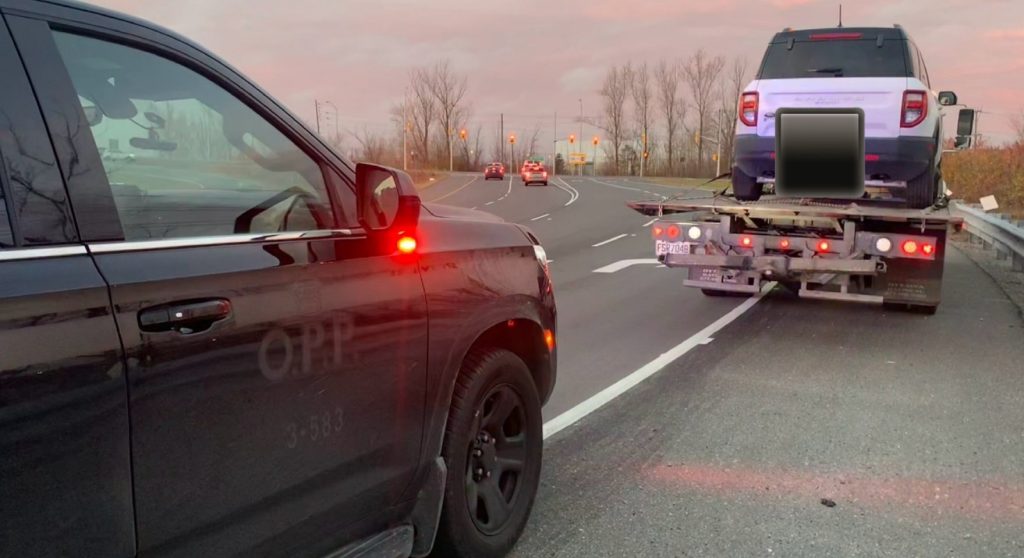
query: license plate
[{"left": 655, "top": 240, "right": 691, "bottom": 256}]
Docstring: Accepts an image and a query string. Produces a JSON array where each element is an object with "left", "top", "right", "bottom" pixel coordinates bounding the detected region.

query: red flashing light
[
  {"left": 817, "top": 240, "right": 830, "bottom": 252},
  {"left": 769, "top": 151, "right": 776, "bottom": 160},
  {"left": 738, "top": 92, "right": 758, "bottom": 127},
  {"left": 865, "top": 154, "right": 880, "bottom": 162},
  {"left": 779, "top": 238, "right": 790, "bottom": 249},
  {"left": 901, "top": 240, "right": 918, "bottom": 255},
  {"left": 667, "top": 225, "right": 681, "bottom": 239},
  {"left": 544, "top": 329, "right": 555, "bottom": 351},
  {"left": 397, "top": 235, "right": 417, "bottom": 254},
  {"left": 809, "top": 32, "right": 863, "bottom": 40},
  {"left": 922, "top": 243, "right": 934, "bottom": 256},
  {"left": 740, "top": 235, "right": 753, "bottom": 247}
]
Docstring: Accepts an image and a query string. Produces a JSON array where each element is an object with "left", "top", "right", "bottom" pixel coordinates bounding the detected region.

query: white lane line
[
  {"left": 506, "top": 175, "right": 513, "bottom": 197},
  {"left": 588, "top": 177, "right": 667, "bottom": 200},
  {"left": 553, "top": 177, "right": 580, "bottom": 206},
  {"left": 592, "top": 233, "right": 628, "bottom": 247},
  {"left": 426, "top": 175, "right": 478, "bottom": 202},
  {"left": 643, "top": 218, "right": 657, "bottom": 227},
  {"left": 542, "top": 282, "right": 775, "bottom": 439},
  {"left": 592, "top": 258, "right": 661, "bottom": 273},
  {"left": 530, "top": 213, "right": 550, "bottom": 221},
  {"left": 485, "top": 201, "right": 494, "bottom": 206}
]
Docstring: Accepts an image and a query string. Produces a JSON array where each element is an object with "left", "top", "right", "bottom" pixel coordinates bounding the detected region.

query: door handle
[{"left": 138, "top": 298, "right": 232, "bottom": 334}]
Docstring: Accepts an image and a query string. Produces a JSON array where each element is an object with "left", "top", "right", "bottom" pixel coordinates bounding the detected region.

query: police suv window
[{"left": 51, "top": 32, "right": 338, "bottom": 241}]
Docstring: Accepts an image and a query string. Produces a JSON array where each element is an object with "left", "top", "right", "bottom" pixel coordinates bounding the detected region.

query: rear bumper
[
  {"left": 484, "top": 172, "right": 504, "bottom": 179},
  {"left": 733, "top": 134, "right": 936, "bottom": 181}
]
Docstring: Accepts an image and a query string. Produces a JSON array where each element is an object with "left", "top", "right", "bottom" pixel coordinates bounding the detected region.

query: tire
[
  {"left": 541, "top": 182, "right": 548, "bottom": 186},
  {"left": 433, "top": 348, "right": 543, "bottom": 558},
  {"left": 731, "top": 167, "right": 762, "bottom": 201},
  {"left": 905, "top": 165, "right": 938, "bottom": 209},
  {"left": 883, "top": 301, "right": 938, "bottom": 315}
]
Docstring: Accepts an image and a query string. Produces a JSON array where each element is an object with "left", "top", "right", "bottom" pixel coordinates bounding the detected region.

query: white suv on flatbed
[{"left": 732, "top": 25, "right": 957, "bottom": 208}]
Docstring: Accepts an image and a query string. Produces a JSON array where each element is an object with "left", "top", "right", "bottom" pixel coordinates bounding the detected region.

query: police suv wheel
[{"left": 433, "top": 348, "right": 543, "bottom": 558}]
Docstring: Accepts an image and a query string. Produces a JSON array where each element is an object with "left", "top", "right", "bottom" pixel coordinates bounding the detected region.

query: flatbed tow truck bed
[{"left": 629, "top": 195, "right": 964, "bottom": 313}]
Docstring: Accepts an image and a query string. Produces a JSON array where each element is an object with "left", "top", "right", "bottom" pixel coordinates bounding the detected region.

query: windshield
[{"left": 759, "top": 40, "right": 911, "bottom": 79}]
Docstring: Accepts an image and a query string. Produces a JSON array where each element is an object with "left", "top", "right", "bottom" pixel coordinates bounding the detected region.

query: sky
[{"left": 93, "top": 0, "right": 1024, "bottom": 157}]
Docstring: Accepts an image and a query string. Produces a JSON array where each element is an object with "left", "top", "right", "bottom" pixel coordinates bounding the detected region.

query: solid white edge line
[
  {"left": 426, "top": 175, "right": 478, "bottom": 202},
  {"left": 592, "top": 258, "right": 660, "bottom": 273},
  {"left": 542, "top": 282, "right": 776, "bottom": 439},
  {"left": 592, "top": 233, "right": 628, "bottom": 247},
  {"left": 485, "top": 201, "right": 494, "bottom": 206},
  {"left": 554, "top": 177, "right": 579, "bottom": 206},
  {"left": 530, "top": 213, "right": 551, "bottom": 221},
  {"left": 643, "top": 218, "right": 657, "bottom": 227}
]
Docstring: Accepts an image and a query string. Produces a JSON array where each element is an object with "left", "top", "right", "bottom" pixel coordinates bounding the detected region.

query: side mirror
[
  {"left": 956, "top": 108, "right": 976, "bottom": 138},
  {"left": 937, "top": 91, "right": 958, "bottom": 106},
  {"left": 356, "top": 162, "right": 420, "bottom": 232}
]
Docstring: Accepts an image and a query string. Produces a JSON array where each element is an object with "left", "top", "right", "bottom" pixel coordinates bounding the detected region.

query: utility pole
[
  {"left": 716, "top": 109, "right": 723, "bottom": 176},
  {"left": 448, "top": 127, "right": 453, "bottom": 172},
  {"left": 314, "top": 99, "right": 321, "bottom": 134},
  {"left": 640, "top": 131, "right": 646, "bottom": 178},
  {"left": 578, "top": 98, "right": 584, "bottom": 176},
  {"left": 553, "top": 111, "right": 557, "bottom": 176}
]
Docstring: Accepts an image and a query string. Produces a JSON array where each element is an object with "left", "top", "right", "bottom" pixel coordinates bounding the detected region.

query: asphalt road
[{"left": 420, "top": 172, "right": 1024, "bottom": 557}]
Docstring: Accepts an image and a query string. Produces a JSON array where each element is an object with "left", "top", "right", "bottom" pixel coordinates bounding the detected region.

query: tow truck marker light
[
  {"left": 652, "top": 225, "right": 664, "bottom": 238},
  {"left": 901, "top": 240, "right": 918, "bottom": 255},
  {"left": 667, "top": 225, "right": 680, "bottom": 239},
  {"left": 740, "top": 236, "right": 753, "bottom": 247},
  {"left": 922, "top": 243, "right": 934, "bottom": 256},
  {"left": 875, "top": 237, "right": 892, "bottom": 253},
  {"left": 817, "top": 240, "right": 830, "bottom": 252},
  {"left": 779, "top": 239, "right": 790, "bottom": 249},
  {"left": 687, "top": 226, "right": 702, "bottom": 240}
]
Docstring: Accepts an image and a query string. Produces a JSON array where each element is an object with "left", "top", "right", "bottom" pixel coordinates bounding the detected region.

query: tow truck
[{"left": 629, "top": 194, "right": 963, "bottom": 314}]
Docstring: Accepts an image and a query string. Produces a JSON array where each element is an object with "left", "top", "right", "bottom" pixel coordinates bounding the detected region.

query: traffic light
[
  {"left": 693, "top": 131, "right": 701, "bottom": 145},
  {"left": 643, "top": 151, "right": 649, "bottom": 159},
  {"left": 592, "top": 136, "right": 599, "bottom": 146},
  {"left": 569, "top": 134, "right": 576, "bottom": 145},
  {"left": 509, "top": 133, "right": 516, "bottom": 144},
  {"left": 459, "top": 129, "right": 467, "bottom": 140}
]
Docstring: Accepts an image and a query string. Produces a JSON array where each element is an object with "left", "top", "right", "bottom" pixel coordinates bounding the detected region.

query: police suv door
[{"left": 9, "top": 9, "right": 428, "bottom": 557}]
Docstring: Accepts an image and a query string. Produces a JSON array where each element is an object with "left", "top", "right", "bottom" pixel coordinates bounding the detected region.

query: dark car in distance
[
  {"left": 484, "top": 162, "right": 505, "bottom": 180},
  {"left": 0, "top": 1, "right": 557, "bottom": 557}
]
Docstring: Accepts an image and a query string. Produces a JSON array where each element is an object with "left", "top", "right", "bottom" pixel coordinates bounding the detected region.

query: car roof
[{"left": 770, "top": 26, "right": 910, "bottom": 44}]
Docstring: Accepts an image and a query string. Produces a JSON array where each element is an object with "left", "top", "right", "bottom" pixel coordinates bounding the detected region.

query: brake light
[
  {"left": 543, "top": 172, "right": 548, "bottom": 178},
  {"left": 739, "top": 92, "right": 758, "bottom": 127},
  {"left": 809, "top": 32, "right": 863, "bottom": 40},
  {"left": 652, "top": 225, "right": 664, "bottom": 238},
  {"left": 740, "top": 235, "right": 753, "bottom": 247},
  {"left": 922, "top": 243, "right": 934, "bottom": 256},
  {"left": 901, "top": 90, "right": 927, "bottom": 128},
  {"left": 397, "top": 235, "right": 417, "bottom": 254},
  {"left": 667, "top": 225, "right": 680, "bottom": 239},
  {"left": 901, "top": 240, "right": 918, "bottom": 255},
  {"left": 817, "top": 240, "right": 830, "bottom": 252},
  {"left": 779, "top": 238, "right": 790, "bottom": 249},
  {"left": 865, "top": 154, "right": 880, "bottom": 162},
  {"left": 544, "top": 329, "right": 555, "bottom": 351}
]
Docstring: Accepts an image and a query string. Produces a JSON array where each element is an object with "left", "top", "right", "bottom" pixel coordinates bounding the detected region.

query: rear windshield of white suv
[{"left": 759, "top": 40, "right": 910, "bottom": 79}]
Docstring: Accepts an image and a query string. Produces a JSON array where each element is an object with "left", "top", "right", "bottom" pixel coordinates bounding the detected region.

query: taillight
[
  {"left": 779, "top": 238, "right": 790, "bottom": 249},
  {"left": 397, "top": 235, "right": 417, "bottom": 254},
  {"left": 809, "top": 32, "right": 863, "bottom": 40},
  {"left": 667, "top": 225, "right": 680, "bottom": 239},
  {"left": 901, "top": 90, "right": 927, "bottom": 128},
  {"left": 739, "top": 235, "right": 753, "bottom": 247},
  {"left": 901, "top": 240, "right": 918, "bottom": 255},
  {"left": 652, "top": 225, "right": 664, "bottom": 238},
  {"left": 817, "top": 240, "right": 831, "bottom": 252},
  {"left": 922, "top": 243, "right": 934, "bottom": 256},
  {"left": 543, "top": 172, "right": 548, "bottom": 178},
  {"left": 739, "top": 92, "right": 758, "bottom": 127}
]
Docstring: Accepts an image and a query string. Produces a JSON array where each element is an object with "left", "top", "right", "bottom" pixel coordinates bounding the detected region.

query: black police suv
[{"left": 0, "top": 2, "right": 556, "bottom": 557}]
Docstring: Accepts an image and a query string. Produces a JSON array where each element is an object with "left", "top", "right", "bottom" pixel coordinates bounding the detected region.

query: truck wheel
[
  {"left": 883, "top": 301, "right": 938, "bottom": 315},
  {"left": 433, "top": 348, "right": 543, "bottom": 558},
  {"left": 731, "top": 168, "right": 762, "bottom": 201},
  {"left": 905, "top": 166, "right": 938, "bottom": 209}
]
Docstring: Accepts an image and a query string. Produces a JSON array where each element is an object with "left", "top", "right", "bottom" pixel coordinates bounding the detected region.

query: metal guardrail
[{"left": 951, "top": 201, "right": 1024, "bottom": 272}]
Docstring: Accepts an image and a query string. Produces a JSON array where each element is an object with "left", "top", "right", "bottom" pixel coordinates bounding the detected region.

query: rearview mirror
[
  {"left": 130, "top": 137, "right": 178, "bottom": 152},
  {"left": 937, "top": 91, "right": 958, "bottom": 106},
  {"left": 356, "top": 162, "right": 420, "bottom": 232}
]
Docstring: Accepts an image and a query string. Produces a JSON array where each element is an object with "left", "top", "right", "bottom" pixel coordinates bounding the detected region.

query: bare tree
[
  {"left": 655, "top": 60, "right": 683, "bottom": 176},
  {"left": 350, "top": 127, "right": 392, "bottom": 165},
  {"left": 524, "top": 126, "right": 541, "bottom": 160},
  {"left": 631, "top": 62, "right": 654, "bottom": 177},
  {"left": 598, "top": 64, "right": 631, "bottom": 175},
  {"left": 427, "top": 60, "right": 469, "bottom": 171},
  {"left": 1012, "top": 109, "right": 1024, "bottom": 144},
  {"left": 409, "top": 69, "right": 436, "bottom": 167},
  {"left": 683, "top": 49, "right": 725, "bottom": 175},
  {"left": 719, "top": 57, "right": 750, "bottom": 170}
]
